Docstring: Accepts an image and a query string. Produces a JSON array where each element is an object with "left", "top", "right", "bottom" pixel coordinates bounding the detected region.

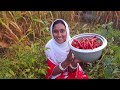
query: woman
[{"left": 45, "top": 19, "right": 88, "bottom": 79}]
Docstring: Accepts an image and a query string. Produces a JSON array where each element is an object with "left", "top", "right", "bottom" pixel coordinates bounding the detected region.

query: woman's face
[{"left": 52, "top": 23, "right": 67, "bottom": 44}]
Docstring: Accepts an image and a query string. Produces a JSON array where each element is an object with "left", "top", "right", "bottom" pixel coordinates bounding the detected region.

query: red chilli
[{"left": 71, "top": 36, "right": 103, "bottom": 49}]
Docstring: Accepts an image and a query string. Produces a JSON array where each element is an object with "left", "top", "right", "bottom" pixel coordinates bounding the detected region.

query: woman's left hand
[
  {"left": 72, "top": 54, "right": 82, "bottom": 63},
  {"left": 73, "top": 58, "right": 82, "bottom": 63}
]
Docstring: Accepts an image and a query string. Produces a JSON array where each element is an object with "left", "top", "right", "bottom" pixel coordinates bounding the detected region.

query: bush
[
  {"left": 0, "top": 42, "right": 47, "bottom": 79},
  {"left": 84, "top": 22, "right": 120, "bottom": 79}
]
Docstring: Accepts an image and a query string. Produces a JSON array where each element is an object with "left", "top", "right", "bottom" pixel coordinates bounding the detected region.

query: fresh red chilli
[{"left": 71, "top": 36, "right": 103, "bottom": 49}]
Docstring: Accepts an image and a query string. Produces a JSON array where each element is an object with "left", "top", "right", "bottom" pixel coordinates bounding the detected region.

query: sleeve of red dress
[{"left": 46, "top": 59, "right": 56, "bottom": 79}]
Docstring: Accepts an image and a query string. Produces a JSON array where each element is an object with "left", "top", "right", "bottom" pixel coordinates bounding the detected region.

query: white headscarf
[{"left": 45, "top": 19, "right": 71, "bottom": 65}]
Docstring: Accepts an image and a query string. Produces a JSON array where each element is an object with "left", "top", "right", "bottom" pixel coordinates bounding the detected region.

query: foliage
[
  {"left": 0, "top": 42, "right": 47, "bottom": 79},
  {"left": 83, "top": 22, "right": 120, "bottom": 79}
]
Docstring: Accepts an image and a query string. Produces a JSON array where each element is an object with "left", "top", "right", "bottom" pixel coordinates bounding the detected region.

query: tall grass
[{"left": 1, "top": 11, "right": 120, "bottom": 47}]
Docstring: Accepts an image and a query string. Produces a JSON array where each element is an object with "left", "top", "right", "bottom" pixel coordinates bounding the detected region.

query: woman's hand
[
  {"left": 65, "top": 50, "right": 82, "bottom": 64},
  {"left": 73, "top": 58, "right": 82, "bottom": 63},
  {"left": 65, "top": 50, "right": 73, "bottom": 63}
]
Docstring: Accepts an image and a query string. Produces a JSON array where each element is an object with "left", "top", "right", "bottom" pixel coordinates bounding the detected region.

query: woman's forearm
[
  {"left": 52, "top": 59, "right": 78, "bottom": 76},
  {"left": 68, "top": 60, "right": 78, "bottom": 72},
  {"left": 52, "top": 60, "right": 70, "bottom": 76}
]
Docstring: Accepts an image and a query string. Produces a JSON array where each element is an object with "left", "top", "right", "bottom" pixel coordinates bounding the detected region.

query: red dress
[{"left": 46, "top": 59, "right": 88, "bottom": 79}]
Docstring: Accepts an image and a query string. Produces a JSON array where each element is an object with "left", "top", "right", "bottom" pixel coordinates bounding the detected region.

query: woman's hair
[{"left": 52, "top": 20, "right": 66, "bottom": 29}]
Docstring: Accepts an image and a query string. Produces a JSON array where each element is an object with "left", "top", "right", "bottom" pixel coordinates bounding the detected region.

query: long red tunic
[{"left": 46, "top": 59, "right": 88, "bottom": 79}]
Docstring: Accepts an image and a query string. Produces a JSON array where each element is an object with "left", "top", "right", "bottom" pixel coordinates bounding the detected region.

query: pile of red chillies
[{"left": 71, "top": 36, "right": 103, "bottom": 49}]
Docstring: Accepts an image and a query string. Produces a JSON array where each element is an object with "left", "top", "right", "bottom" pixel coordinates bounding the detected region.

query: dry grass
[{"left": 0, "top": 11, "right": 120, "bottom": 48}]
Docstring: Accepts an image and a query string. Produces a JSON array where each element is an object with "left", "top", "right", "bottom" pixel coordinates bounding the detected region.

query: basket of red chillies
[{"left": 68, "top": 33, "right": 107, "bottom": 62}]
